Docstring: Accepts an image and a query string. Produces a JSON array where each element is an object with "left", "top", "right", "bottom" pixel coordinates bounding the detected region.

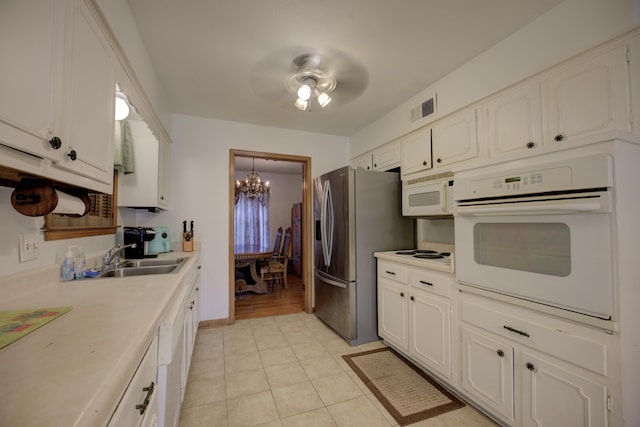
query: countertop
[{"left": 0, "top": 251, "right": 200, "bottom": 427}]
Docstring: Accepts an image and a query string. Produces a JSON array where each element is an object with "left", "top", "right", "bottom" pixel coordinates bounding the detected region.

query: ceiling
[{"left": 126, "top": 0, "right": 564, "bottom": 137}]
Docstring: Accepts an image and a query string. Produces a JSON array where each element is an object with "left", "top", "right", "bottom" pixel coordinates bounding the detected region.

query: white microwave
[{"left": 402, "top": 178, "right": 453, "bottom": 217}]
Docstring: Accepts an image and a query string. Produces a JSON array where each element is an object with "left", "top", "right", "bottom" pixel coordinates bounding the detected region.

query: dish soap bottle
[{"left": 61, "top": 246, "right": 76, "bottom": 281}]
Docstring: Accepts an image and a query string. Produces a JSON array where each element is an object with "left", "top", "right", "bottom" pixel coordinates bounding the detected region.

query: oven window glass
[
  {"left": 409, "top": 191, "right": 440, "bottom": 207},
  {"left": 473, "top": 223, "right": 571, "bottom": 277}
]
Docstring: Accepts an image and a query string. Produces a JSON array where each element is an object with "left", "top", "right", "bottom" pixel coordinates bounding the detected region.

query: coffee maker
[{"left": 123, "top": 227, "right": 157, "bottom": 258}]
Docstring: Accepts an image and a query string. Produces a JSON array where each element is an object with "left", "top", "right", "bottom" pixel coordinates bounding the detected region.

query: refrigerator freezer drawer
[{"left": 314, "top": 271, "right": 356, "bottom": 341}]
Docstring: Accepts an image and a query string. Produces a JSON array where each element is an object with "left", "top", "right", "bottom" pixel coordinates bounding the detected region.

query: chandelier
[
  {"left": 235, "top": 158, "right": 270, "bottom": 204},
  {"left": 286, "top": 54, "right": 336, "bottom": 111}
]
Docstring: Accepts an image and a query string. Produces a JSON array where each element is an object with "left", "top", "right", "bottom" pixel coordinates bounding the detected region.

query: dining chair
[
  {"left": 259, "top": 226, "right": 283, "bottom": 270},
  {"left": 260, "top": 227, "right": 292, "bottom": 289}
]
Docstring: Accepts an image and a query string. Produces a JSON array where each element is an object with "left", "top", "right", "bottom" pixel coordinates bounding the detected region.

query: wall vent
[{"left": 410, "top": 94, "right": 437, "bottom": 123}]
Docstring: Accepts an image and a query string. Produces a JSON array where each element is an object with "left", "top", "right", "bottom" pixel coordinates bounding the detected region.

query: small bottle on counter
[
  {"left": 61, "top": 246, "right": 76, "bottom": 281},
  {"left": 74, "top": 247, "right": 85, "bottom": 280}
]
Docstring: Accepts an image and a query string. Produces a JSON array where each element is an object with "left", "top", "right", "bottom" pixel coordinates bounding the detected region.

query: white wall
[
  {"left": 351, "top": 0, "right": 639, "bottom": 156},
  {"left": 0, "top": 187, "right": 116, "bottom": 276},
  {"left": 133, "top": 115, "right": 349, "bottom": 321}
]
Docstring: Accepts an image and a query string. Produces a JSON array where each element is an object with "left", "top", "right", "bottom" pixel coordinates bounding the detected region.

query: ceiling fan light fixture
[
  {"left": 316, "top": 91, "right": 332, "bottom": 107},
  {"left": 285, "top": 54, "right": 337, "bottom": 112},
  {"left": 294, "top": 97, "right": 309, "bottom": 111},
  {"left": 297, "top": 83, "right": 312, "bottom": 101}
]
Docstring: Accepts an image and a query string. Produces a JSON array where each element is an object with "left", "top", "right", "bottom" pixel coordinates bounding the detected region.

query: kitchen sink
[
  {"left": 120, "top": 258, "right": 185, "bottom": 268},
  {"left": 98, "top": 265, "right": 178, "bottom": 278},
  {"left": 95, "top": 258, "right": 186, "bottom": 278}
]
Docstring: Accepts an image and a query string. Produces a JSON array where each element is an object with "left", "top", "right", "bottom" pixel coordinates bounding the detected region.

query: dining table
[{"left": 234, "top": 244, "right": 273, "bottom": 294}]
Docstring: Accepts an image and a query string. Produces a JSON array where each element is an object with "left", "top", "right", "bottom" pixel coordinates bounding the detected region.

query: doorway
[{"left": 228, "top": 149, "right": 313, "bottom": 323}]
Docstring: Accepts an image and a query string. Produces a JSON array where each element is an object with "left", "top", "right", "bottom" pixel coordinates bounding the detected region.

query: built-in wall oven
[{"left": 454, "top": 153, "right": 616, "bottom": 327}]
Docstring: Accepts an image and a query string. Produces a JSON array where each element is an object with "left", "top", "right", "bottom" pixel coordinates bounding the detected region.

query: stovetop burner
[
  {"left": 414, "top": 254, "right": 445, "bottom": 259},
  {"left": 395, "top": 249, "right": 450, "bottom": 259},
  {"left": 379, "top": 245, "right": 455, "bottom": 273}
]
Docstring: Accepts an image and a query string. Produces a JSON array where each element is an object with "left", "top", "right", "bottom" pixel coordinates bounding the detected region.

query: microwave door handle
[
  {"left": 456, "top": 201, "right": 604, "bottom": 216},
  {"left": 440, "top": 180, "right": 448, "bottom": 213}
]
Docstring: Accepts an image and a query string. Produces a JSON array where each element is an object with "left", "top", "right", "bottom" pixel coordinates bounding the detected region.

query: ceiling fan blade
[{"left": 249, "top": 47, "right": 369, "bottom": 109}]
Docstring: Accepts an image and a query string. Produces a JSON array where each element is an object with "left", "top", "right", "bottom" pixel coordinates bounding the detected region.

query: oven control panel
[
  {"left": 478, "top": 166, "right": 571, "bottom": 195},
  {"left": 455, "top": 153, "right": 612, "bottom": 200}
]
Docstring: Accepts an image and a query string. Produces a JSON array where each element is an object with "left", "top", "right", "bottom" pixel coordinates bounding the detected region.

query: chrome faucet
[{"left": 103, "top": 243, "right": 137, "bottom": 269}]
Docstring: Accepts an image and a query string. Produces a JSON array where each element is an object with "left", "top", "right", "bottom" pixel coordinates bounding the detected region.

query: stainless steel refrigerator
[{"left": 314, "top": 166, "right": 414, "bottom": 345}]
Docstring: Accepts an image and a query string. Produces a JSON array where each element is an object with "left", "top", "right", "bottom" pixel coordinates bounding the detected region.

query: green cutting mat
[{"left": 0, "top": 307, "right": 72, "bottom": 350}]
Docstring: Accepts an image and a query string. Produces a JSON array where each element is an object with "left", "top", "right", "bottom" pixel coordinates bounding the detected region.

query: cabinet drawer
[
  {"left": 408, "top": 268, "right": 451, "bottom": 298},
  {"left": 378, "top": 260, "right": 408, "bottom": 284},
  {"left": 109, "top": 336, "right": 158, "bottom": 426},
  {"left": 462, "top": 299, "right": 606, "bottom": 375}
]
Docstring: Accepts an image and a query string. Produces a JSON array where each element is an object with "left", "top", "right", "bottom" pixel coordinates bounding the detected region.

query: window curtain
[{"left": 234, "top": 195, "right": 270, "bottom": 247}]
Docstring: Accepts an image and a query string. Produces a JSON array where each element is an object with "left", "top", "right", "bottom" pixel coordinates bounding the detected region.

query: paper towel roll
[{"left": 52, "top": 191, "right": 90, "bottom": 216}]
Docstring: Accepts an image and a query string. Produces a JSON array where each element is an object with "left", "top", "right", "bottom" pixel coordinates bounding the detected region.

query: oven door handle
[{"left": 456, "top": 201, "right": 604, "bottom": 216}]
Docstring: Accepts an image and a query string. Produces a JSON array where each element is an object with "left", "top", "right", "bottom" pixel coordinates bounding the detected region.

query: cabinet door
[
  {"left": 351, "top": 153, "right": 372, "bottom": 171},
  {"left": 462, "top": 327, "right": 515, "bottom": 421},
  {"left": 484, "top": 82, "right": 543, "bottom": 158},
  {"left": 55, "top": 0, "right": 115, "bottom": 187},
  {"left": 373, "top": 141, "right": 401, "bottom": 171},
  {"left": 377, "top": 277, "right": 409, "bottom": 351},
  {"left": 409, "top": 289, "right": 451, "bottom": 379},
  {"left": 432, "top": 107, "right": 478, "bottom": 167},
  {"left": 546, "top": 44, "right": 630, "bottom": 143},
  {"left": 158, "top": 139, "right": 170, "bottom": 208},
  {"left": 401, "top": 127, "right": 431, "bottom": 177},
  {"left": 0, "top": 0, "right": 64, "bottom": 161},
  {"left": 521, "top": 352, "right": 607, "bottom": 427}
]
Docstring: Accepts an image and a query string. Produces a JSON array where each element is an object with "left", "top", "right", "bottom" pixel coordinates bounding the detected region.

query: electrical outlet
[{"left": 19, "top": 232, "right": 39, "bottom": 262}]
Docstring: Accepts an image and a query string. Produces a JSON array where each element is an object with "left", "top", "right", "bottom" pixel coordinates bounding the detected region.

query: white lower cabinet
[
  {"left": 409, "top": 287, "right": 451, "bottom": 379},
  {"left": 378, "top": 275, "right": 409, "bottom": 350},
  {"left": 109, "top": 336, "right": 159, "bottom": 427},
  {"left": 462, "top": 327, "right": 515, "bottom": 421},
  {"left": 520, "top": 351, "right": 607, "bottom": 427},
  {"left": 158, "top": 256, "right": 201, "bottom": 427},
  {"left": 377, "top": 259, "right": 453, "bottom": 381},
  {"left": 461, "top": 293, "right": 611, "bottom": 426}
]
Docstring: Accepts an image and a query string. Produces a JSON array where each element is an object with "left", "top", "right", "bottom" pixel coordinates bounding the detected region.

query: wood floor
[{"left": 234, "top": 274, "right": 305, "bottom": 320}]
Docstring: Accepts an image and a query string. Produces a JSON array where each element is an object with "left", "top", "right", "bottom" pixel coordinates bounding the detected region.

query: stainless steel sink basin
[
  {"left": 95, "top": 258, "right": 186, "bottom": 278},
  {"left": 120, "top": 258, "right": 185, "bottom": 268},
  {"left": 98, "top": 265, "right": 178, "bottom": 278}
]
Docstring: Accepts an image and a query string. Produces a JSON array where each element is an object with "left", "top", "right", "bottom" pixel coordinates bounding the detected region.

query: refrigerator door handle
[
  {"left": 315, "top": 270, "right": 348, "bottom": 289},
  {"left": 321, "top": 180, "right": 334, "bottom": 266}
]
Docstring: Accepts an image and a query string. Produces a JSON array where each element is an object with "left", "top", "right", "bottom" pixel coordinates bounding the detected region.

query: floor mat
[{"left": 343, "top": 347, "right": 465, "bottom": 426}]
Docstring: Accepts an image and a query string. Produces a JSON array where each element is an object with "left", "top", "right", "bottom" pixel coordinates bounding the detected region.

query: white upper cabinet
[
  {"left": 431, "top": 106, "right": 479, "bottom": 168},
  {"left": 483, "top": 81, "right": 544, "bottom": 159},
  {"left": 350, "top": 153, "right": 373, "bottom": 171},
  {"left": 53, "top": 0, "right": 115, "bottom": 187},
  {"left": 0, "top": 0, "right": 115, "bottom": 193},
  {"left": 0, "top": 0, "right": 64, "bottom": 161},
  {"left": 545, "top": 44, "right": 630, "bottom": 144},
  {"left": 118, "top": 121, "right": 170, "bottom": 209},
  {"left": 401, "top": 127, "right": 432, "bottom": 178},
  {"left": 372, "top": 140, "right": 401, "bottom": 171}
]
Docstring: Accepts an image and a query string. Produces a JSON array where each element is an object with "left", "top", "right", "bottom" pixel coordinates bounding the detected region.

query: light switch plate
[{"left": 19, "top": 232, "right": 39, "bottom": 262}]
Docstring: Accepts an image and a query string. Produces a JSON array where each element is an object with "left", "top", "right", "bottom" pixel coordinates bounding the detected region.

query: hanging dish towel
[{"left": 114, "top": 120, "right": 135, "bottom": 174}]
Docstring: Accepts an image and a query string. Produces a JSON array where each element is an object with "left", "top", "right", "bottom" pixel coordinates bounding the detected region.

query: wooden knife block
[{"left": 182, "top": 233, "right": 194, "bottom": 252}]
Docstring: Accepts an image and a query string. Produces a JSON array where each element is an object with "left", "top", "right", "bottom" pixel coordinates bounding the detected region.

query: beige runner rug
[{"left": 343, "top": 347, "right": 464, "bottom": 426}]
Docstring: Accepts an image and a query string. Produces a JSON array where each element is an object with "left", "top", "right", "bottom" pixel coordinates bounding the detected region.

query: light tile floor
[{"left": 179, "top": 312, "right": 498, "bottom": 427}]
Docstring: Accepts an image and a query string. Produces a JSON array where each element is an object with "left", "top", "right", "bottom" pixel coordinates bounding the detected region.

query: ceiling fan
[{"left": 250, "top": 48, "right": 369, "bottom": 112}]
